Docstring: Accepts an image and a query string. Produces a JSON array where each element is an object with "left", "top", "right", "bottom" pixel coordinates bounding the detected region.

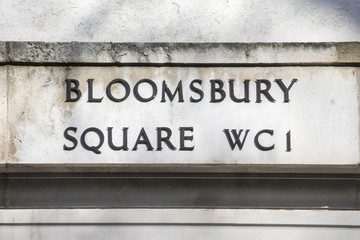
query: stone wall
[{"left": 0, "top": 0, "right": 359, "bottom": 42}]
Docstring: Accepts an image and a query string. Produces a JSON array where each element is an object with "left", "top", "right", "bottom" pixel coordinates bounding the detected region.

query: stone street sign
[{"left": 0, "top": 42, "right": 359, "bottom": 167}]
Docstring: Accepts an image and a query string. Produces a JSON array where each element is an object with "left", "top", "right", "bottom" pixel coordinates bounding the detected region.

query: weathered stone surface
[
  {"left": 0, "top": 67, "right": 7, "bottom": 163},
  {"left": 0, "top": 42, "right": 7, "bottom": 62},
  {"left": 6, "top": 66, "right": 359, "bottom": 165},
  {"left": 2, "top": 42, "right": 360, "bottom": 65},
  {"left": 0, "top": 42, "right": 359, "bottom": 169},
  {"left": 337, "top": 42, "right": 360, "bottom": 63},
  {"left": 0, "top": 0, "right": 359, "bottom": 42},
  {"left": 0, "top": 42, "right": 346, "bottom": 64}
]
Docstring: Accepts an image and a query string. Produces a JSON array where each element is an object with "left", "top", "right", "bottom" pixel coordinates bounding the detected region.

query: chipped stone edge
[{"left": 0, "top": 42, "right": 359, "bottom": 65}]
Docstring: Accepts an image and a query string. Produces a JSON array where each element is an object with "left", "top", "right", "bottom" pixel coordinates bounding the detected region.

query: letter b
[
  {"left": 65, "top": 79, "right": 81, "bottom": 102},
  {"left": 210, "top": 79, "right": 226, "bottom": 103}
]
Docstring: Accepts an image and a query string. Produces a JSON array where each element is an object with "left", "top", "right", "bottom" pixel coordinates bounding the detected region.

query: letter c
[{"left": 254, "top": 129, "right": 274, "bottom": 151}]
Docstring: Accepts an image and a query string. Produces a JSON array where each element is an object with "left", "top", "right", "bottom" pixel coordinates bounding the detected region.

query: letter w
[{"left": 223, "top": 129, "right": 250, "bottom": 150}]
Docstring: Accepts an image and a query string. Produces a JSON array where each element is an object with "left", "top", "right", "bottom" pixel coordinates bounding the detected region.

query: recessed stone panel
[{"left": 7, "top": 66, "right": 359, "bottom": 165}]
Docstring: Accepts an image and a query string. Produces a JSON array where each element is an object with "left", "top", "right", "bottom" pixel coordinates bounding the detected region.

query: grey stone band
[{"left": 0, "top": 42, "right": 359, "bottom": 65}]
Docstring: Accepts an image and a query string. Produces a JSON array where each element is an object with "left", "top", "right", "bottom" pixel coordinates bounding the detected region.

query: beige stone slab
[{"left": 6, "top": 66, "right": 360, "bottom": 165}]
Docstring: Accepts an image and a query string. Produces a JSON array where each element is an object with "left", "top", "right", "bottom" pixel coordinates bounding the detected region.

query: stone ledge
[
  {"left": 0, "top": 164, "right": 359, "bottom": 174},
  {"left": 0, "top": 42, "right": 359, "bottom": 65},
  {"left": 1, "top": 209, "right": 359, "bottom": 226}
]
